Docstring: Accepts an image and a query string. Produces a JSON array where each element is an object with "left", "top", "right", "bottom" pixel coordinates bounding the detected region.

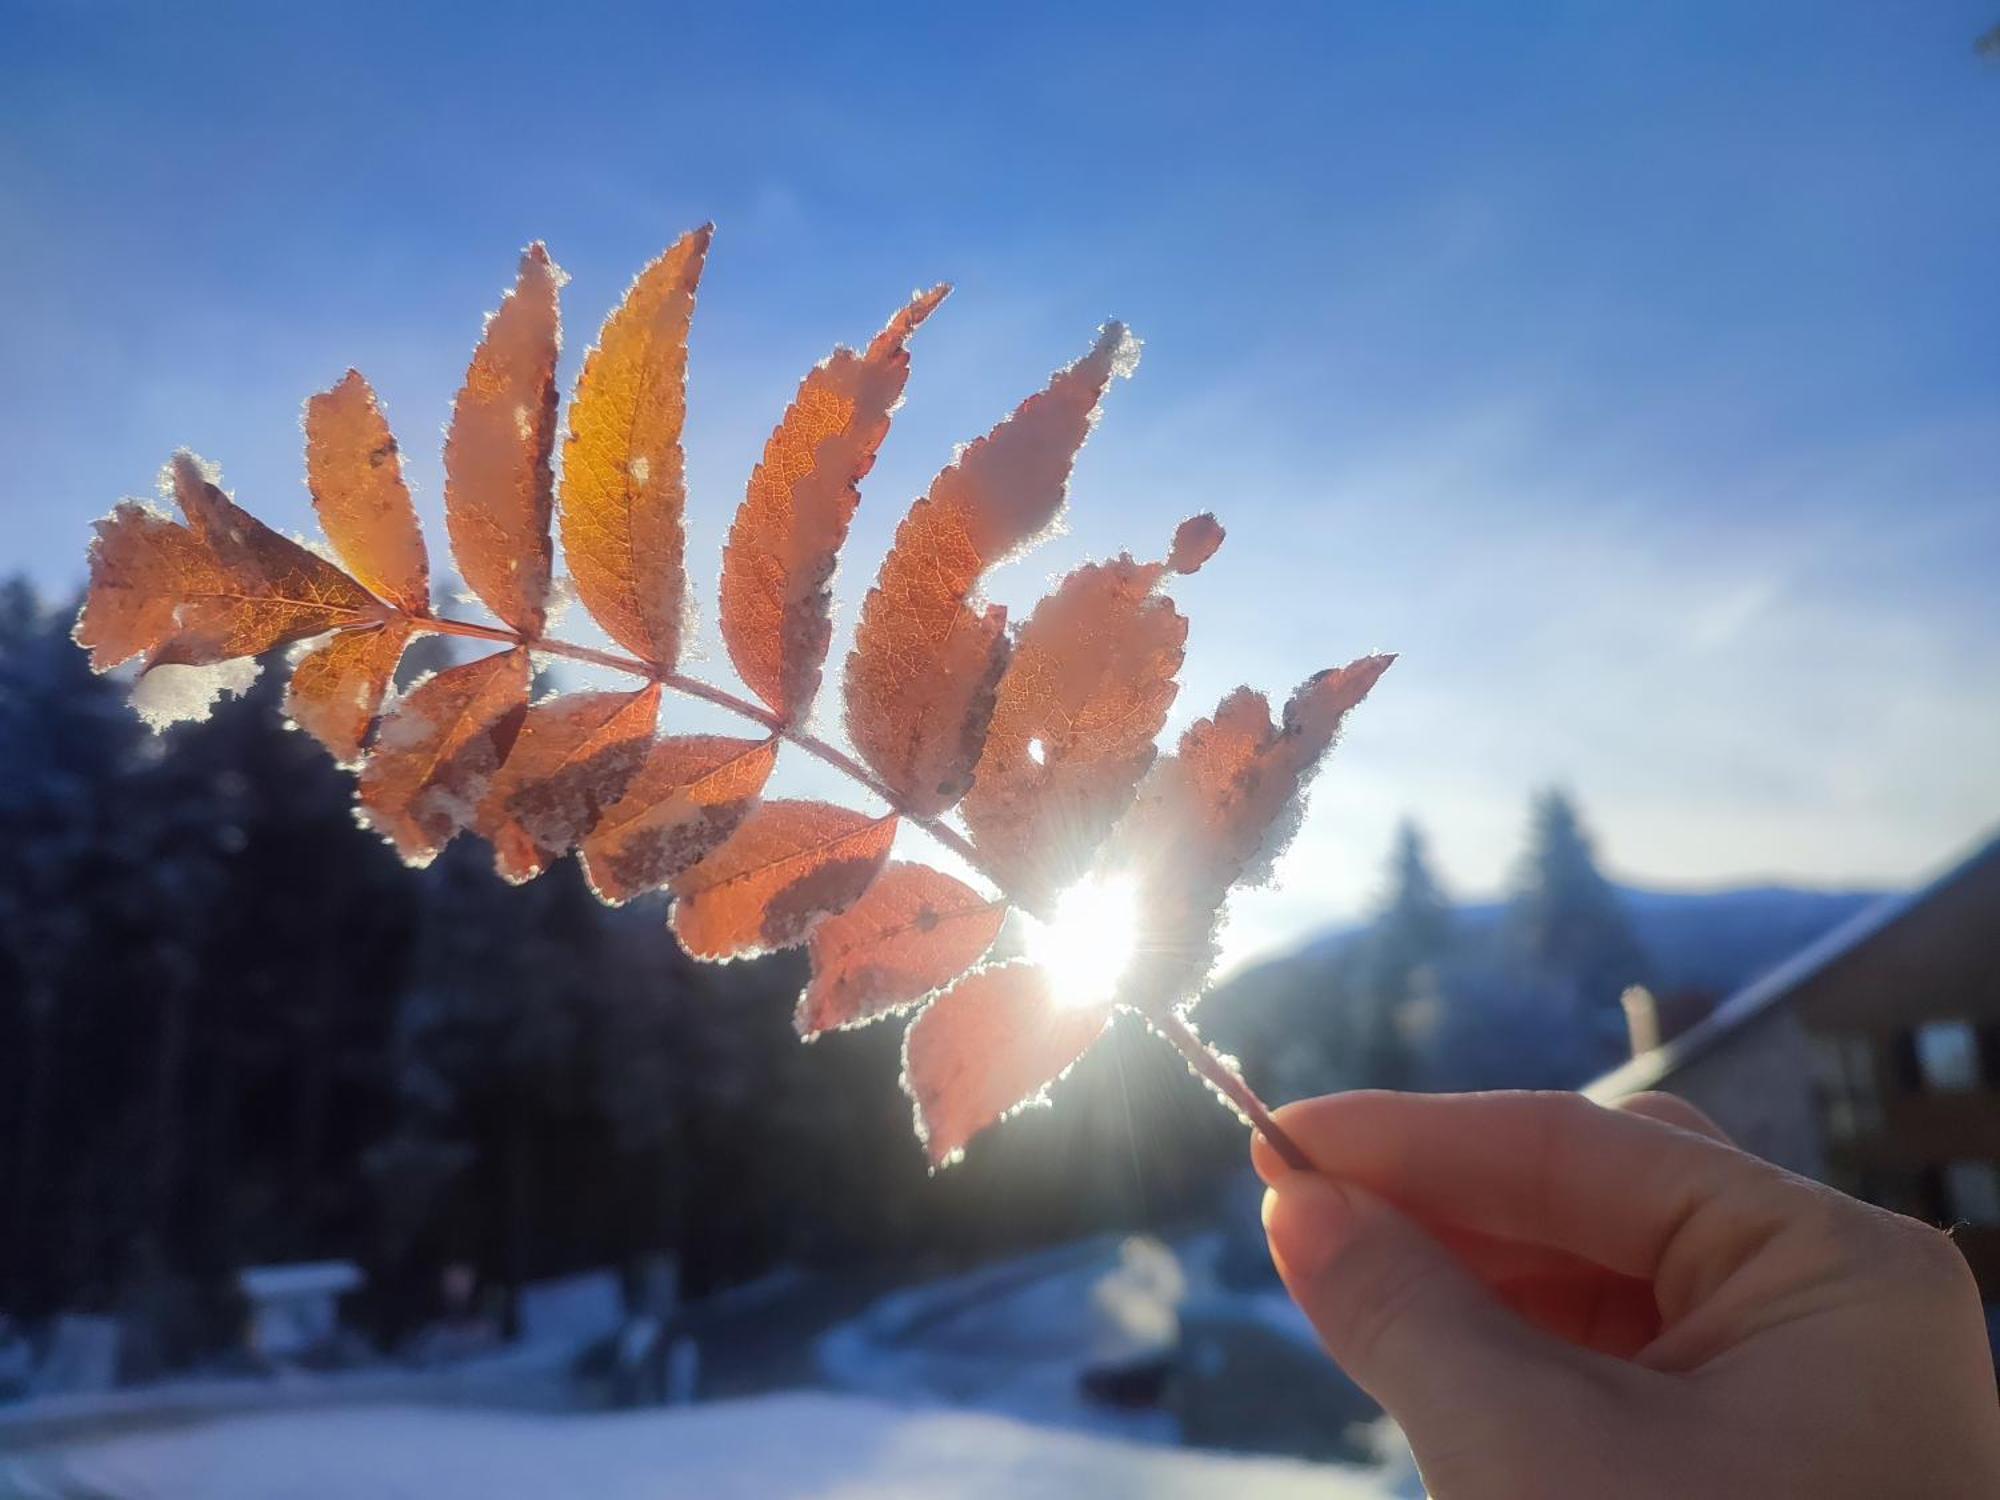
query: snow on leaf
[
  {"left": 285, "top": 617, "right": 416, "bottom": 764},
  {"left": 128, "top": 656, "right": 261, "bottom": 731},
  {"left": 798, "top": 861, "right": 1004, "bottom": 1036},
  {"left": 579, "top": 734, "right": 778, "bottom": 905},
  {"left": 1108, "top": 653, "right": 1394, "bottom": 1014},
  {"left": 670, "top": 800, "right": 896, "bottom": 960},
  {"left": 305, "top": 370, "right": 431, "bottom": 613},
  {"left": 721, "top": 285, "right": 948, "bottom": 721},
  {"left": 844, "top": 323, "right": 1136, "bottom": 816},
  {"left": 902, "top": 962, "right": 1112, "bottom": 1167},
  {"left": 445, "top": 245, "right": 563, "bottom": 636},
  {"left": 560, "top": 227, "right": 709, "bottom": 668},
  {"left": 474, "top": 684, "right": 662, "bottom": 884},
  {"left": 960, "top": 518, "right": 1218, "bottom": 908},
  {"left": 355, "top": 648, "right": 531, "bottom": 865}
]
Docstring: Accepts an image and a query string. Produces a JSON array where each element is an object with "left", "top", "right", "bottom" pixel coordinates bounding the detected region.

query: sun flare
[{"left": 1025, "top": 874, "right": 1140, "bottom": 1011}]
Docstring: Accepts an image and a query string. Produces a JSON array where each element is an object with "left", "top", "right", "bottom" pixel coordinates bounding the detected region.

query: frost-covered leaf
[
  {"left": 960, "top": 517, "right": 1219, "bottom": 907},
  {"left": 75, "top": 457, "right": 379, "bottom": 674},
  {"left": 1166, "top": 513, "right": 1224, "bottom": 575},
  {"left": 76, "top": 503, "right": 239, "bottom": 671},
  {"left": 721, "top": 286, "right": 947, "bottom": 721},
  {"left": 670, "top": 799, "right": 896, "bottom": 960},
  {"left": 285, "top": 617, "right": 416, "bottom": 763},
  {"left": 306, "top": 370, "right": 430, "bottom": 613},
  {"left": 799, "top": 861, "right": 1003, "bottom": 1036},
  {"left": 475, "top": 685, "right": 661, "bottom": 883},
  {"left": 579, "top": 734, "right": 778, "bottom": 905},
  {"left": 902, "top": 962, "right": 1111, "bottom": 1166},
  {"left": 1109, "top": 654, "right": 1394, "bottom": 1013},
  {"left": 560, "top": 227, "right": 709, "bottom": 667},
  {"left": 445, "top": 245, "right": 562, "bottom": 635},
  {"left": 355, "top": 648, "right": 531, "bottom": 865},
  {"left": 844, "top": 323, "right": 1136, "bottom": 816}
]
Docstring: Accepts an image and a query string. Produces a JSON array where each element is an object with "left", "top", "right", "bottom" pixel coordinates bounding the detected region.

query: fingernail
[{"left": 1263, "top": 1173, "right": 1355, "bottom": 1283}]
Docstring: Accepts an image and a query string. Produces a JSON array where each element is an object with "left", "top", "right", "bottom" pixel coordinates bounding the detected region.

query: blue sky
[{"left": 5, "top": 1, "right": 1997, "bottom": 964}]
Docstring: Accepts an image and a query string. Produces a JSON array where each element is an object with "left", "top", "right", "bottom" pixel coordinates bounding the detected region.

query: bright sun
[{"left": 1025, "top": 874, "right": 1140, "bottom": 1010}]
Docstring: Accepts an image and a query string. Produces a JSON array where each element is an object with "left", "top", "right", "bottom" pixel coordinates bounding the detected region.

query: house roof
[{"left": 1586, "top": 829, "right": 2000, "bottom": 1102}]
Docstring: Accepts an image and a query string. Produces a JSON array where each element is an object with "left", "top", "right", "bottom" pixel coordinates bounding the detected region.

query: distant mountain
[
  {"left": 1206, "top": 880, "right": 1893, "bottom": 1096},
  {"left": 1220, "top": 881, "right": 1890, "bottom": 1019}
]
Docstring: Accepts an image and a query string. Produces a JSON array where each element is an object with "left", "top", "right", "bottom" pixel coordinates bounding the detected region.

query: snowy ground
[{"left": 2, "top": 1393, "right": 1402, "bottom": 1499}]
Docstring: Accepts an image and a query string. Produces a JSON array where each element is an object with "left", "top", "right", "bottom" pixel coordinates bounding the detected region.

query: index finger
[{"left": 1256, "top": 1089, "right": 1791, "bottom": 1283}]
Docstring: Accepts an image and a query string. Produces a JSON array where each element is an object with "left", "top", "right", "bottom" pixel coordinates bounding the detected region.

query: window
[
  {"left": 1914, "top": 1021, "right": 1981, "bottom": 1093},
  {"left": 1808, "top": 1033, "right": 1882, "bottom": 1141},
  {"left": 1942, "top": 1161, "right": 2000, "bottom": 1226}
]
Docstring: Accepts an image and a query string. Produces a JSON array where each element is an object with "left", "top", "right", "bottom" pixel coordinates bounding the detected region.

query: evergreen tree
[
  {"left": 1506, "top": 789, "right": 1649, "bottom": 1034},
  {"left": 1348, "top": 820, "right": 1454, "bottom": 1088}
]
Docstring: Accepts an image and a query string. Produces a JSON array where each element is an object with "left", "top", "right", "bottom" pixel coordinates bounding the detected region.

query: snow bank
[{"left": 15, "top": 1392, "right": 1399, "bottom": 1499}]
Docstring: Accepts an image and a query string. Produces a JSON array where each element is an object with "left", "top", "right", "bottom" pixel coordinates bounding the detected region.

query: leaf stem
[
  {"left": 415, "top": 614, "right": 989, "bottom": 873},
  {"left": 1153, "top": 1010, "right": 1310, "bottom": 1171},
  {"left": 416, "top": 608, "right": 1304, "bottom": 1169}
]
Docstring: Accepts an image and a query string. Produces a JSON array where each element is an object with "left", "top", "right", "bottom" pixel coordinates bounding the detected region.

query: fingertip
[{"left": 1263, "top": 1172, "right": 1356, "bottom": 1285}]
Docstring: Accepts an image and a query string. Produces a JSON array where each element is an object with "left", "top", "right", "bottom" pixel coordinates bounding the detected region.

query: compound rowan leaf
[
  {"left": 356, "top": 648, "right": 531, "bottom": 865},
  {"left": 285, "top": 616, "right": 416, "bottom": 764},
  {"left": 961, "top": 517, "right": 1221, "bottom": 907},
  {"left": 721, "top": 285, "right": 948, "bottom": 721},
  {"left": 902, "top": 962, "right": 1112, "bottom": 1167},
  {"left": 580, "top": 734, "right": 778, "bottom": 905},
  {"left": 670, "top": 799, "right": 896, "bottom": 960},
  {"left": 475, "top": 684, "right": 662, "bottom": 884},
  {"left": 306, "top": 371, "right": 430, "bottom": 614},
  {"left": 844, "top": 322, "right": 1138, "bottom": 816},
  {"left": 445, "top": 245, "right": 562, "bottom": 635},
  {"left": 798, "top": 861, "right": 1004, "bottom": 1036},
  {"left": 560, "top": 227, "right": 709, "bottom": 667},
  {"left": 1109, "top": 653, "right": 1395, "bottom": 1012}
]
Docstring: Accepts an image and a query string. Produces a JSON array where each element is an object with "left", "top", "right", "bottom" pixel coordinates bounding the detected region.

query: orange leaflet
[
  {"left": 305, "top": 371, "right": 430, "bottom": 614},
  {"left": 579, "top": 736, "right": 779, "bottom": 904},
  {"left": 475, "top": 685, "right": 662, "bottom": 884},
  {"left": 1166, "top": 513, "right": 1225, "bottom": 575},
  {"left": 844, "top": 322, "right": 1137, "bottom": 816},
  {"left": 669, "top": 800, "right": 896, "bottom": 960},
  {"left": 720, "top": 285, "right": 948, "bottom": 721},
  {"left": 1109, "top": 654, "right": 1395, "bottom": 1013},
  {"left": 798, "top": 862, "right": 1004, "bottom": 1036},
  {"left": 355, "top": 649, "right": 531, "bottom": 865},
  {"left": 285, "top": 617, "right": 416, "bottom": 764},
  {"left": 560, "top": 227, "right": 709, "bottom": 668},
  {"left": 76, "top": 458, "right": 379, "bottom": 672},
  {"left": 76, "top": 504, "right": 240, "bottom": 670},
  {"left": 445, "top": 246, "right": 562, "bottom": 636},
  {"left": 902, "top": 962, "right": 1111, "bottom": 1166},
  {"left": 960, "top": 517, "right": 1222, "bottom": 907}
]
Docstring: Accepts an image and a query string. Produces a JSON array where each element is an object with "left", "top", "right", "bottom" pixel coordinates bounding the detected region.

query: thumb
[{"left": 1263, "top": 1171, "right": 1582, "bottom": 1449}]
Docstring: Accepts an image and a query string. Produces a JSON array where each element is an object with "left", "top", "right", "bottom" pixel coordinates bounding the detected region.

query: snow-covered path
[{"left": 9, "top": 1392, "right": 1401, "bottom": 1498}]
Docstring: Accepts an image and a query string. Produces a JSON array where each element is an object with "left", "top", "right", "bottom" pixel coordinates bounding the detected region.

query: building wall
[
  {"left": 1597, "top": 836, "right": 2000, "bottom": 1299},
  {"left": 1642, "top": 1007, "right": 1824, "bottom": 1180}
]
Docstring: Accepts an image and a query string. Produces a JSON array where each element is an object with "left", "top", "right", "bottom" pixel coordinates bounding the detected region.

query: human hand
[{"left": 1252, "top": 1089, "right": 2000, "bottom": 1499}]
